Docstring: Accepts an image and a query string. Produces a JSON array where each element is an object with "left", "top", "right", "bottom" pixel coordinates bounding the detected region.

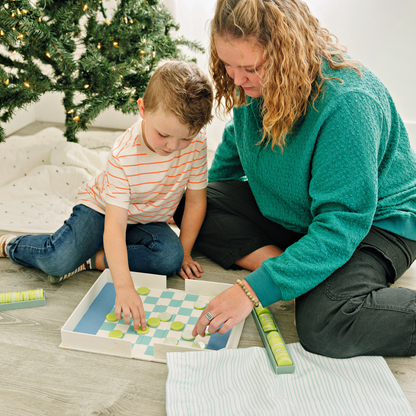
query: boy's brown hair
[{"left": 143, "top": 61, "right": 214, "bottom": 136}]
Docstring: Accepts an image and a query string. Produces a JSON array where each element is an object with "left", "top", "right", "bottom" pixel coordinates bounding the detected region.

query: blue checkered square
[
  {"left": 126, "top": 326, "right": 138, "bottom": 335},
  {"left": 169, "top": 299, "right": 181, "bottom": 307},
  {"left": 177, "top": 307, "right": 193, "bottom": 317},
  {"left": 144, "top": 296, "right": 158, "bottom": 305},
  {"left": 153, "top": 329, "right": 167, "bottom": 338},
  {"left": 184, "top": 293, "right": 199, "bottom": 302},
  {"left": 161, "top": 291, "right": 174, "bottom": 299},
  {"left": 100, "top": 322, "right": 117, "bottom": 331},
  {"left": 154, "top": 305, "right": 167, "bottom": 313},
  {"left": 136, "top": 336, "right": 151, "bottom": 346},
  {"left": 145, "top": 345, "right": 154, "bottom": 356},
  {"left": 187, "top": 316, "right": 199, "bottom": 325}
]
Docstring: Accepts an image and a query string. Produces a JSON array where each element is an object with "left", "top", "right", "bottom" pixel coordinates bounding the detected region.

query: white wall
[
  {"left": 305, "top": 0, "right": 416, "bottom": 148},
  {"left": 4, "top": 0, "right": 416, "bottom": 150}
]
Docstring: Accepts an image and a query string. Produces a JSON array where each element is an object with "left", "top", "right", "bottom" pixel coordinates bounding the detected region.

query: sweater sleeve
[
  {"left": 247, "top": 92, "right": 386, "bottom": 305},
  {"left": 208, "top": 117, "right": 246, "bottom": 182}
]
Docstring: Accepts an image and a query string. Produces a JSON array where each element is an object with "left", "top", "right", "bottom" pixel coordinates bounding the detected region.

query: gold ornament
[
  {"left": 130, "top": 19, "right": 133, "bottom": 24},
  {"left": 24, "top": 82, "right": 30, "bottom": 87},
  {"left": 68, "top": 109, "right": 74, "bottom": 114},
  {"left": 22, "top": 9, "right": 28, "bottom": 14},
  {"left": 113, "top": 42, "right": 118, "bottom": 47},
  {"left": 105, "top": 19, "right": 110, "bottom": 25},
  {"left": 140, "top": 50, "right": 145, "bottom": 54},
  {"left": 83, "top": 4, "right": 88, "bottom": 11},
  {"left": 11, "top": 50, "right": 17, "bottom": 55},
  {"left": 46, "top": 52, "right": 51, "bottom": 58},
  {"left": 142, "top": 39, "right": 146, "bottom": 44},
  {"left": 84, "top": 84, "right": 89, "bottom": 89},
  {"left": 73, "top": 116, "right": 80, "bottom": 122},
  {"left": 0, "top": 30, "right": 4, "bottom": 37},
  {"left": 5, "top": 79, "right": 9, "bottom": 85},
  {"left": 124, "top": 17, "right": 128, "bottom": 24},
  {"left": 17, "top": 33, "right": 23, "bottom": 40},
  {"left": 97, "top": 42, "right": 101, "bottom": 49}
]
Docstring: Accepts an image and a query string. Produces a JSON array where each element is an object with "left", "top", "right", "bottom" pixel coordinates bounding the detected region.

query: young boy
[{"left": 0, "top": 60, "right": 213, "bottom": 332}]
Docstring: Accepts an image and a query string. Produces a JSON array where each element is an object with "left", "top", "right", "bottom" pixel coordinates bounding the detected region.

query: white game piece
[
  {"left": 194, "top": 300, "right": 207, "bottom": 310},
  {"left": 191, "top": 341, "right": 206, "bottom": 349},
  {"left": 158, "top": 312, "right": 172, "bottom": 322},
  {"left": 164, "top": 337, "right": 178, "bottom": 345},
  {"left": 182, "top": 330, "right": 196, "bottom": 341}
]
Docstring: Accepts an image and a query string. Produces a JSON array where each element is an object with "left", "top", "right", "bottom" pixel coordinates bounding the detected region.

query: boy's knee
[{"left": 40, "top": 253, "right": 79, "bottom": 277}]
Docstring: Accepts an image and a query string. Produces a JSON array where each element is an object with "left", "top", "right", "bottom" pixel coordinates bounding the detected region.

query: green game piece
[
  {"left": 147, "top": 317, "right": 161, "bottom": 327},
  {"left": 163, "top": 337, "right": 178, "bottom": 345},
  {"left": 170, "top": 321, "right": 184, "bottom": 331},
  {"left": 191, "top": 341, "right": 206, "bottom": 349},
  {"left": 276, "top": 356, "right": 293, "bottom": 366},
  {"left": 109, "top": 330, "right": 123, "bottom": 339},
  {"left": 136, "top": 326, "right": 150, "bottom": 335},
  {"left": 158, "top": 312, "right": 172, "bottom": 322},
  {"left": 255, "top": 305, "right": 270, "bottom": 316},
  {"left": 193, "top": 300, "right": 207, "bottom": 310},
  {"left": 259, "top": 313, "right": 277, "bottom": 332},
  {"left": 137, "top": 286, "right": 150, "bottom": 295},
  {"left": 106, "top": 312, "right": 118, "bottom": 322},
  {"left": 181, "top": 330, "right": 195, "bottom": 341}
]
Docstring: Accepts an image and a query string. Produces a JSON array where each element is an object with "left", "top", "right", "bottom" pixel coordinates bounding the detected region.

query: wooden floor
[{"left": 1, "top": 122, "right": 415, "bottom": 415}]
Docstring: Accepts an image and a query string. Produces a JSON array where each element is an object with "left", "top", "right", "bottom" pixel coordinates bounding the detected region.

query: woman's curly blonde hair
[{"left": 210, "top": 0, "right": 362, "bottom": 150}]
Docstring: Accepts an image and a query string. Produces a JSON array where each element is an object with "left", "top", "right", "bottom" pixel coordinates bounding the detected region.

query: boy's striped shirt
[{"left": 77, "top": 119, "right": 208, "bottom": 223}]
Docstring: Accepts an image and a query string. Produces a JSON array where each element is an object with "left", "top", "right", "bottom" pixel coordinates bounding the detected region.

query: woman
[{"left": 175, "top": 0, "right": 416, "bottom": 358}]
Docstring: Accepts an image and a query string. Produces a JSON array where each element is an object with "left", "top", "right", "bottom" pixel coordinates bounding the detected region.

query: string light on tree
[{"left": 0, "top": 0, "right": 204, "bottom": 143}]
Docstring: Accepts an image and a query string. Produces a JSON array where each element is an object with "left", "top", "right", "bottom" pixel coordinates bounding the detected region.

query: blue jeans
[{"left": 8, "top": 204, "right": 183, "bottom": 277}]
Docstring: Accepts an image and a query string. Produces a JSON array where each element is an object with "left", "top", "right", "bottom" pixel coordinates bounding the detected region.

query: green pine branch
[{"left": 0, "top": 0, "right": 204, "bottom": 142}]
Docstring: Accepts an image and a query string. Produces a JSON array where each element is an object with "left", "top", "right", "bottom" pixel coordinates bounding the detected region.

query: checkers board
[{"left": 60, "top": 270, "right": 245, "bottom": 363}]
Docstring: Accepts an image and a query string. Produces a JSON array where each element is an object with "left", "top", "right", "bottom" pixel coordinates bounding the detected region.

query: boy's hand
[
  {"left": 114, "top": 288, "right": 147, "bottom": 331},
  {"left": 178, "top": 254, "right": 203, "bottom": 280}
]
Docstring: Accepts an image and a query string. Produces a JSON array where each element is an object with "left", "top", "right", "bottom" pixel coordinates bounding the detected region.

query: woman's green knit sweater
[{"left": 208, "top": 62, "right": 416, "bottom": 306}]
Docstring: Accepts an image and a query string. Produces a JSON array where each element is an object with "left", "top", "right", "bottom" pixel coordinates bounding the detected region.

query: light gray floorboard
[{"left": 1, "top": 122, "right": 415, "bottom": 415}]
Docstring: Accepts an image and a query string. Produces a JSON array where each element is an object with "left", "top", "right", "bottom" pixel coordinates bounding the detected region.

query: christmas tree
[{"left": 0, "top": 0, "right": 203, "bottom": 142}]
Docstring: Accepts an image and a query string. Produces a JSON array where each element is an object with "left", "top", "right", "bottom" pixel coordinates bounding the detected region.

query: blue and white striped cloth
[{"left": 166, "top": 343, "right": 415, "bottom": 416}]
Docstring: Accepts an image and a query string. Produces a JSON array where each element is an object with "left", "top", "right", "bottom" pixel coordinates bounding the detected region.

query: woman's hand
[
  {"left": 115, "top": 287, "right": 146, "bottom": 332},
  {"left": 192, "top": 282, "right": 255, "bottom": 337},
  {"left": 178, "top": 254, "right": 203, "bottom": 279}
]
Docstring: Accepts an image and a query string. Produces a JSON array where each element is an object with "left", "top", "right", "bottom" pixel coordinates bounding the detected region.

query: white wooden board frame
[{"left": 60, "top": 270, "right": 245, "bottom": 363}]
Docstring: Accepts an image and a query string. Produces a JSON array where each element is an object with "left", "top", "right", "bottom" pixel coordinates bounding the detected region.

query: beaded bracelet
[{"left": 236, "top": 279, "right": 260, "bottom": 308}]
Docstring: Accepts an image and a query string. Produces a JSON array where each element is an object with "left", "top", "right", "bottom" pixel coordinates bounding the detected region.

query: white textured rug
[{"left": 0, "top": 127, "right": 122, "bottom": 233}]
